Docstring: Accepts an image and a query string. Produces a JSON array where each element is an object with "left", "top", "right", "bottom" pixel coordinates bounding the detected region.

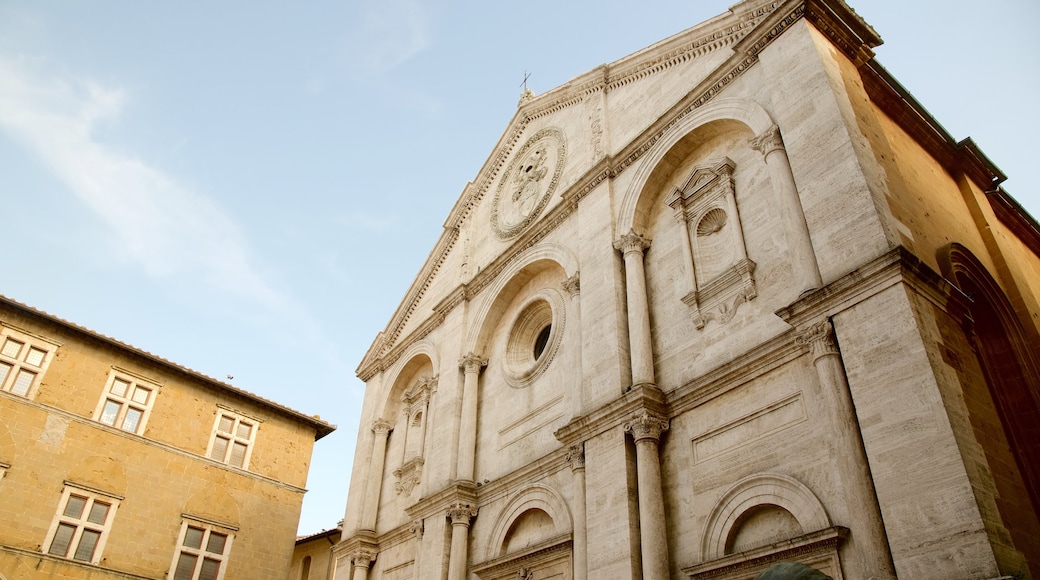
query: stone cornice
[
  {"left": 555, "top": 383, "right": 668, "bottom": 447},
  {"left": 471, "top": 534, "right": 573, "bottom": 578},
  {"left": 404, "top": 480, "right": 478, "bottom": 521},
  {"left": 682, "top": 526, "right": 848, "bottom": 578},
  {"left": 775, "top": 246, "right": 973, "bottom": 330},
  {"left": 987, "top": 187, "right": 1040, "bottom": 257},
  {"left": 666, "top": 331, "right": 804, "bottom": 418},
  {"left": 470, "top": 446, "right": 571, "bottom": 507}
]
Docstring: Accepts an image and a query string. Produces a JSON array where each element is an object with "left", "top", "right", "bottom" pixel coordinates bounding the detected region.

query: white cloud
[
  {"left": 0, "top": 55, "right": 287, "bottom": 311},
  {"left": 348, "top": 0, "right": 432, "bottom": 76}
]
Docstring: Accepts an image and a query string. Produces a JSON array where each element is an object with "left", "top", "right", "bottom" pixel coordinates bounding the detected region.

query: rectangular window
[
  {"left": 207, "top": 411, "right": 257, "bottom": 469},
  {"left": 92, "top": 370, "right": 159, "bottom": 435},
  {"left": 43, "top": 486, "right": 120, "bottom": 565},
  {"left": 169, "top": 521, "right": 233, "bottom": 580},
  {"left": 0, "top": 328, "right": 56, "bottom": 399}
]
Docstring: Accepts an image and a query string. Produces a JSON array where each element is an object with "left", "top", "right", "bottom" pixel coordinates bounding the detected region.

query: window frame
[
  {"left": 41, "top": 484, "right": 121, "bottom": 566},
  {"left": 91, "top": 368, "right": 160, "bottom": 435},
  {"left": 205, "top": 410, "right": 258, "bottom": 470},
  {"left": 168, "top": 519, "right": 235, "bottom": 580},
  {"left": 0, "top": 325, "right": 59, "bottom": 399}
]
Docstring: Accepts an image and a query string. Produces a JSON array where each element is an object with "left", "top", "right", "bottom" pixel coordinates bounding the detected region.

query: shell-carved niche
[
  {"left": 393, "top": 375, "right": 436, "bottom": 496},
  {"left": 665, "top": 157, "right": 756, "bottom": 329}
]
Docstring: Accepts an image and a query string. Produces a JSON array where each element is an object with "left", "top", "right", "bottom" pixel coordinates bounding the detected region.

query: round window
[{"left": 503, "top": 294, "right": 563, "bottom": 387}]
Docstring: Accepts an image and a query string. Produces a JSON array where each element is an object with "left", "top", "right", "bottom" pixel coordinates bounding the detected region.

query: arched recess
[
  {"left": 618, "top": 97, "right": 775, "bottom": 237},
  {"left": 465, "top": 242, "right": 578, "bottom": 357},
  {"left": 701, "top": 473, "right": 830, "bottom": 561},
  {"left": 377, "top": 342, "right": 439, "bottom": 420},
  {"left": 938, "top": 243, "right": 1040, "bottom": 564},
  {"left": 484, "top": 483, "right": 573, "bottom": 560}
]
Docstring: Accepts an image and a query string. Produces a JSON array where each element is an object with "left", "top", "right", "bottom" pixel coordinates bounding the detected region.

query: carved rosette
[
  {"left": 566, "top": 443, "right": 586, "bottom": 471},
  {"left": 625, "top": 412, "right": 669, "bottom": 443},
  {"left": 492, "top": 127, "right": 566, "bottom": 239},
  {"left": 750, "top": 124, "right": 785, "bottom": 157},
  {"left": 371, "top": 418, "right": 392, "bottom": 436},
  {"left": 613, "top": 230, "right": 651, "bottom": 257},
  {"left": 459, "top": 353, "right": 488, "bottom": 375},
  {"left": 562, "top": 272, "right": 581, "bottom": 297},
  {"left": 447, "top": 503, "right": 478, "bottom": 527},
  {"left": 796, "top": 321, "right": 840, "bottom": 362}
]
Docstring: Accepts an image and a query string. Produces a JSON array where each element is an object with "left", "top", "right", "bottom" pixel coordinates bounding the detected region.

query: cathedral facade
[{"left": 336, "top": 1, "right": 1040, "bottom": 578}]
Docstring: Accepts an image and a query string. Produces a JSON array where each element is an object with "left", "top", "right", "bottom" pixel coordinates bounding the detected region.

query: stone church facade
[{"left": 336, "top": 1, "right": 1040, "bottom": 579}]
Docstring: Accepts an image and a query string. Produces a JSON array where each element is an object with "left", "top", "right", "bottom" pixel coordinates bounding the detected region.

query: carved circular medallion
[{"left": 492, "top": 127, "right": 566, "bottom": 239}]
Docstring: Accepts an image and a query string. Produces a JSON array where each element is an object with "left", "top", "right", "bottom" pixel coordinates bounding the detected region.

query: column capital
[
  {"left": 459, "top": 353, "right": 488, "bottom": 374},
  {"left": 625, "top": 412, "right": 669, "bottom": 443},
  {"left": 372, "top": 418, "right": 393, "bottom": 435},
  {"left": 750, "top": 124, "right": 785, "bottom": 157},
  {"left": 410, "top": 519, "right": 424, "bottom": 538},
  {"left": 566, "top": 443, "right": 586, "bottom": 471},
  {"left": 353, "top": 549, "right": 376, "bottom": 568},
  {"left": 562, "top": 272, "right": 581, "bottom": 297},
  {"left": 614, "top": 230, "right": 651, "bottom": 256},
  {"left": 796, "top": 320, "right": 840, "bottom": 361},
  {"left": 446, "top": 503, "right": 477, "bottom": 526}
]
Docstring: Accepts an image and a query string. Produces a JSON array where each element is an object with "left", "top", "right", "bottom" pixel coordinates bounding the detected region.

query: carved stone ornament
[
  {"left": 750, "top": 124, "right": 785, "bottom": 157},
  {"left": 561, "top": 272, "right": 581, "bottom": 297},
  {"left": 566, "top": 443, "right": 586, "bottom": 470},
  {"left": 410, "top": 518, "right": 424, "bottom": 538},
  {"left": 517, "top": 568, "right": 535, "bottom": 580},
  {"left": 447, "top": 503, "right": 478, "bottom": 526},
  {"left": 796, "top": 321, "right": 840, "bottom": 361},
  {"left": 613, "top": 230, "right": 651, "bottom": 256},
  {"left": 625, "top": 412, "right": 669, "bottom": 443},
  {"left": 459, "top": 353, "right": 488, "bottom": 374},
  {"left": 492, "top": 127, "right": 567, "bottom": 239},
  {"left": 372, "top": 418, "right": 393, "bottom": 436},
  {"left": 353, "top": 549, "right": 377, "bottom": 568},
  {"left": 393, "top": 457, "right": 424, "bottom": 495}
]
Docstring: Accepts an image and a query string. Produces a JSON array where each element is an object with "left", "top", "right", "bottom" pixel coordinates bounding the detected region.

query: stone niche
[{"left": 665, "top": 157, "right": 757, "bottom": 329}]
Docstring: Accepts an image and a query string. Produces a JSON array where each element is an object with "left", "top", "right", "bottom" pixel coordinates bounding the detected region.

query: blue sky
[{"left": 1, "top": 0, "right": 1037, "bottom": 535}]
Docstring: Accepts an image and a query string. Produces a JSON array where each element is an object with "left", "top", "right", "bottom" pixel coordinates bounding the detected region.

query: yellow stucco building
[{"left": 0, "top": 294, "right": 334, "bottom": 580}]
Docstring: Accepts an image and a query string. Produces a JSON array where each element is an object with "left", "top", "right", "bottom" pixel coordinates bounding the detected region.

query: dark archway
[{"left": 939, "top": 243, "right": 1040, "bottom": 575}]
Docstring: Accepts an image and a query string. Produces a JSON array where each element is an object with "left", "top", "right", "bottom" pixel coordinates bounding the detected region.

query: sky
[{"left": 1, "top": 0, "right": 1037, "bottom": 536}]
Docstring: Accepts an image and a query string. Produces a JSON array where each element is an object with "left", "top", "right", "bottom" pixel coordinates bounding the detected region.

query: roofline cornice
[{"left": 0, "top": 294, "right": 335, "bottom": 440}]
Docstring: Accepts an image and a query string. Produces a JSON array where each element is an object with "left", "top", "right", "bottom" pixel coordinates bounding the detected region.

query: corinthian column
[
  {"left": 625, "top": 413, "right": 670, "bottom": 580},
  {"left": 797, "top": 321, "right": 896, "bottom": 580},
  {"left": 456, "top": 353, "right": 487, "bottom": 482},
  {"left": 567, "top": 444, "right": 588, "bottom": 580},
  {"left": 351, "top": 550, "right": 375, "bottom": 580},
  {"left": 361, "top": 419, "right": 392, "bottom": 531},
  {"left": 751, "top": 125, "right": 822, "bottom": 293},
  {"left": 446, "top": 503, "right": 477, "bottom": 580},
  {"left": 614, "top": 231, "right": 655, "bottom": 387}
]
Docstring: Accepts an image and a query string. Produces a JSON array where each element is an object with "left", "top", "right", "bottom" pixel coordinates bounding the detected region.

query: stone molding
[
  {"left": 700, "top": 472, "right": 832, "bottom": 561},
  {"left": 471, "top": 535, "right": 573, "bottom": 580},
  {"left": 483, "top": 483, "right": 573, "bottom": 561},
  {"left": 405, "top": 481, "right": 479, "bottom": 521},
  {"left": 555, "top": 383, "right": 667, "bottom": 448},
  {"left": 683, "top": 526, "right": 848, "bottom": 579}
]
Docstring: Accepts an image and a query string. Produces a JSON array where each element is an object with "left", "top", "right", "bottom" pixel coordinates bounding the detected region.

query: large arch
[
  {"left": 938, "top": 243, "right": 1040, "bottom": 574},
  {"left": 617, "top": 97, "right": 775, "bottom": 236},
  {"left": 464, "top": 242, "right": 578, "bottom": 356},
  {"left": 701, "top": 473, "right": 830, "bottom": 561},
  {"left": 484, "top": 483, "right": 573, "bottom": 560}
]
